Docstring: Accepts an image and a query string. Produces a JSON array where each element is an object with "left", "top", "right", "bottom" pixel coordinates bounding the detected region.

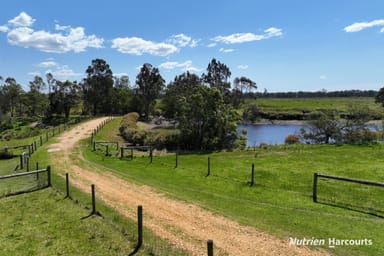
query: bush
[
  {"left": 343, "top": 129, "right": 378, "bottom": 145},
  {"left": 119, "top": 112, "right": 180, "bottom": 150},
  {"left": 284, "top": 134, "right": 301, "bottom": 144},
  {"left": 242, "top": 104, "right": 260, "bottom": 122},
  {"left": 0, "top": 148, "right": 13, "bottom": 159}
]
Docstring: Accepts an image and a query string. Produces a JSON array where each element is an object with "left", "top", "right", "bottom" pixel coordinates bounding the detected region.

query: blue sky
[{"left": 0, "top": 0, "right": 383, "bottom": 92}]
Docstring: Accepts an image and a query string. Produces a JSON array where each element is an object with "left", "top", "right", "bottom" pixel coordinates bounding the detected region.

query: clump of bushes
[
  {"left": 343, "top": 129, "right": 378, "bottom": 145},
  {"left": 284, "top": 134, "right": 301, "bottom": 144},
  {"left": 119, "top": 112, "right": 180, "bottom": 150},
  {"left": 0, "top": 148, "right": 13, "bottom": 159}
]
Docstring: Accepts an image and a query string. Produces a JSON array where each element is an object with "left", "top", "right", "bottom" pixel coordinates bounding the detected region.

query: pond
[{"left": 238, "top": 123, "right": 306, "bottom": 146}]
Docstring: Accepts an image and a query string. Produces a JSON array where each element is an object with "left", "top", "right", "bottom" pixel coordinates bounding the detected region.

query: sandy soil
[{"left": 47, "top": 117, "right": 330, "bottom": 256}]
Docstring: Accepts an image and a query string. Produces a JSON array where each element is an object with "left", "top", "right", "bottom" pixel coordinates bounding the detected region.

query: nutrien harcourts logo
[{"left": 289, "top": 237, "right": 373, "bottom": 248}]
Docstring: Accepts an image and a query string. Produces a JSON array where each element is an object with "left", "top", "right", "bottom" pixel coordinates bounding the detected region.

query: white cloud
[
  {"left": 0, "top": 25, "right": 9, "bottom": 33},
  {"left": 344, "top": 19, "right": 384, "bottom": 32},
  {"left": 238, "top": 65, "right": 249, "bottom": 70},
  {"left": 8, "top": 12, "right": 35, "bottom": 27},
  {"left": 320, "top": 75, "right": 327, "bottom": 80},
  {"left": 7, "top": 26, "right": 104, "bottom": 53},
  {"left": 53, "top": 65, "right": 82, "bottom": 78},
  {"left": 219, "top": 48, "right": 234, "bottom": 53},
  {"left": 37, "top": 60, "right": 58, "bottom": 68},
  {"left": 28, "top": 71, "right": 41, "bottom": 77},
  {"left": 381, "top": 27, "right": 384, "bottom": 33},
  {"left": 167, "top": 34, "right": 200, "bottom": 48},
  {"left": 212, "top": 27, "right": 283, "bottom": 44},
  {"left": 112, "top": 37, "right": 178, "bottom": 56},
  {"left": 207, "top": 42, "right": 217, "bottom": 48},
  {"left": 159, "top": 60, "right": 202, "bottom": 72},
  {"left": 5, "top": 12, "right": 104, "bottom": 53}
]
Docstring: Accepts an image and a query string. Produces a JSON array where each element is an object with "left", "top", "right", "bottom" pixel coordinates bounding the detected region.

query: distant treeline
[{"left": 254, "top": 90, "right": 377, "bottom": 98}]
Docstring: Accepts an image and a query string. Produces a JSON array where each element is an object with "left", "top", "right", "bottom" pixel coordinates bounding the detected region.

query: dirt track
[{"left": 48, "top": 117, "right": 330, "bottom": 256}]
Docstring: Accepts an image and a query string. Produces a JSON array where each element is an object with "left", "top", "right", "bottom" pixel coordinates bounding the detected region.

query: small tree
[
  {"left": 375, "top": 86, "right": 384, "bottom": 107},
  {"left": 176, "top": 85, "right": 240, "bottom": 150},
  {"left": 301, "top": 111, "right": 341, "bottom": 144}
]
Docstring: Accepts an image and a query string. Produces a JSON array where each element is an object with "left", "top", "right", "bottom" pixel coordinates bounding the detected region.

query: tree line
[
  {"left": 256, "top": 89, "right": 377, "bottom": 98},
  {"left": 0, "top": 58, "right": 255, "bottom": 150}
]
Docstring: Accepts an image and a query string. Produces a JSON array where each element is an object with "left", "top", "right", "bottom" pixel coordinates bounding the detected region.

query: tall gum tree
[{"left": 83, "top": 58, "right": 114, "bottom": 115}]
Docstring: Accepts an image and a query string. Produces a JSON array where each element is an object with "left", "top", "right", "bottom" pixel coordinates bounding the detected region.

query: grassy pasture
[
  {"left": 255, "top": 97, "right": 379, "bottom": 112},
  {"left": 244, "top": 97, "right": 383, "bottom": 120},
  {"left": 83, "top": 119, "right": 384, "bottom": 256},
  {"left": 0, "top": 188, "right": 141, "bottom": 256}
]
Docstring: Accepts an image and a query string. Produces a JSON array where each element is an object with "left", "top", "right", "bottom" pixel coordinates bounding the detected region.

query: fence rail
[
  {"left": 313, "top": 172, "right": 384, "bottom": 202},
  {"left": 0, "top": 166, "right": 51, "bottom": 198}
]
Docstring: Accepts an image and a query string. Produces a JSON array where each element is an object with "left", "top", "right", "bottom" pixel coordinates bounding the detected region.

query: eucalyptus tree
[
  {"left": 202, "top": 58, "right": 231, "bottom": 94},
  {"left": 135, "top": 63, "right": 165, "bottom": 120},
  {"left": 163, "top": 71, "right": 201, "bottom": 118},
  {"left": 83, "top": 58, "right": 114, "bottom": 115},
  {"left": 2, "top": 77, "right": 24, "bottom": 117},
  {"left": 233, "top": 76, "right": 257, "bottom": 94},
  {"left": 25, "top": 76, "right": 48, "bottom": 117},
  {"left": 112, "top": 75, "right": 134, "bottom": 115}
]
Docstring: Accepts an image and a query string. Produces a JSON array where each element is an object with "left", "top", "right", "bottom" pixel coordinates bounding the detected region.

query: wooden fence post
[
  {"left": 207, "top": 157, "right": 211, "bottom": 176},
  {"left": 105, "top": 145, "right": 109, "bottom": 156},
  {"left": 129, "top": 205, "right": 143, "bottom": 256},
  {"left": 91, "top": 184, "right": 96, "bottom": 214},
  {"left": 313, "top": 172, "right": 318, "bottom": 202},
  {"left": 150, "top": 147, "right": 153, "bottom": 163},
  {"left": 120, "top": 147, "right": 124, "bottom": 159},
  {"left": 20, "top": 154, "right": 24, "bottom": 169},
  {"left": 250, "top": 163, "right": 255, "bottom": 186},
  {"left": 47, "top": 166, "right": 52, "bottom": 187},
  {"left": 175, "top": 151, "right": 178, "bottom": 168},
  {"left": 40, "top": 136, "right": 43, "bottom": 146},
  {"left": 65, "top": 173, "right": 70, "bottom": 198},
  {"left": 207, "top": 240, "right": 214, "bottom": 256},
  {"left": 26, "top": 157, "right": 30, "bottom": 172}
]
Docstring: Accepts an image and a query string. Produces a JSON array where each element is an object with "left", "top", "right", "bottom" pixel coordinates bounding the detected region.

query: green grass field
[
  {"left": 81, "top": 118, "right": 384, "bottom": 256},
  {"left": 243, "top": 97, "right": 383, "bottom": 120},
  {"left": 255, "top": 97, "right": 379, "bottom": 112},
  {"left": 0, "top": 188, "right": 141, "bottom": 256}
]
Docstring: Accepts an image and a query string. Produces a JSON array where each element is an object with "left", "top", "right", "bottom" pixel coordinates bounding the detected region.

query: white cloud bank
[
  {"left": 112, "top": 37, "right": 178, "bottom": 56},
  {"left": 167, "top": 33, "right": 199, "bottom": 48},
  {"left": 159, "top": 60, "right": 202, "bottom": 73},
  {"left": 344, "top": 19, "right": 384, "bottom": 32},
  {"left": 112, "top": 33, "right": 199, "bottom": 57},
  {"left": 212, "top": 27, "right": 283, "bottom": 44},
  {"left": 238, "top": 65, "right": 249, "bottom": 70},
  {"left": 2, "top": 12, "right": 104, "bottom": 53}
]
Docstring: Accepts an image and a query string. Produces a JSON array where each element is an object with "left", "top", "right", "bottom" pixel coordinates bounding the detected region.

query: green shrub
[
  {"left": 284, "top": 134, "right": 301, "bottom": 144},
  {"left": 343, "top": 129, "right": 378, "bottom": 145}
]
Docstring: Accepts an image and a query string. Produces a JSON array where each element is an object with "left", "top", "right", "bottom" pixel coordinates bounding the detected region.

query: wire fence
[
  {"left": 313, "top": 173, "right": 384, "bottom": 217},
  {"left": 0, "top": 167, "right": 51, "bottom": 198}
]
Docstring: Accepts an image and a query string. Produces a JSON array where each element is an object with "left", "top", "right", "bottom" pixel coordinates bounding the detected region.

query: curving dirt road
[{"left": 47, "top": 117, "right": 330, "bottom": 256}]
